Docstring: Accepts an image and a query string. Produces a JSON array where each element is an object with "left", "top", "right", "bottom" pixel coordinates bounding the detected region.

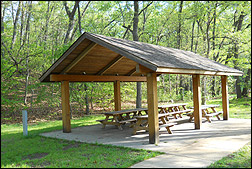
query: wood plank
[
  {"left": 39, "top": 38, "right": 92, "bottom": 82},
  {"left": 221, "top": 75, "right": 229, "bottom": 120},
  {"left": 61, "top": 42, "right": 97, "bottom": 73},
  {"left": 61, "top": 81, "right": 71, "bottom": 133},
  {"left": 147, "top": 73, "right": 159, "bottom": 144},
  {"left": 102, "top": 57, "right": 137, "bottom": 75},
  {"left": 50, "top": 74, "right": 147, "bottom": 82},
  {"left": 97, "top": 55, "right": 124, "bottom": 75},
  {"left": 136, "top": 64, "right": 154, "bottom": 74},
  {"left": 156, "top": 67, "right": 243, "bottom": 76},
  {"left": 114, "top": 80, "right": 121, "bottom": 111},
  {"left": 126, "top": 68, "right": 136, "bottom": 76},
  {"left": 192, "top": 74, "right": 202, "bottom": 129}
]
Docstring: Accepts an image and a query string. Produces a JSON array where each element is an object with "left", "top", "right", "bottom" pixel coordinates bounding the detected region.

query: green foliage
[{"left": 1, "top": 1, "right": 251, "bottom": 118}]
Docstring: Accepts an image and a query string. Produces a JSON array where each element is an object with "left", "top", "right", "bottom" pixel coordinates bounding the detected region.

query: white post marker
[{"left": 22, "top": 110, "right": 28, "bottom": 136}]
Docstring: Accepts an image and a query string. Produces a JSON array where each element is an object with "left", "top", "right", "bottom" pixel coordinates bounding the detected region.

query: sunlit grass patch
[
  {"left": 208, "top": 142, "right": 251, "bottom": 168},
  {"left": 1, "top": 114, "right": 163, "bottom": 168}
]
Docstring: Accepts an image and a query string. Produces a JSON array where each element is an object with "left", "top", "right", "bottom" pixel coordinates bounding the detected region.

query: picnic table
[
  {"left": 97, "top": 108, "right": 148, "bottom": 130},
  {"left": 187, "top": 104, "right": 223, "bottom": 123},
  {"left": 132, "top": 114, "right": 177, "bottom": 135},
  {"left": 158, "top": 103, "right": 193, "bottom": 120}
]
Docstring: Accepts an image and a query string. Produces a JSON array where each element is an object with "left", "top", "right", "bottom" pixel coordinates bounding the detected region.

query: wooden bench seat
[
  {"left": 118, "top": 118, "right": 137, "bottom": 124},
  {"left": 204, "top": 111, "right": 223, "bottom": 122},
  {"left": 186, "top": 111, "right": 223, "bottom": 123}
]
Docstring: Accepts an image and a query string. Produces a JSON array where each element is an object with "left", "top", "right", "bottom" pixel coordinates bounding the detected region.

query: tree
[{"left": 63, "top": 1, "right": 79, "bottom": 44}]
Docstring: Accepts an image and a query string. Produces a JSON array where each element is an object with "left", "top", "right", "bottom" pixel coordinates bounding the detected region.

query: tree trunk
[
  {"left": 133, "top": 1, "right": 142, "bottom": 108},
  {"left": 233, "top": 12, "right": 246, "bottom": 98},
  {"left": 63, "top": 1, "right": 79, "bottom": 44},
  {"left": 70, "top": 1, "right": 90, "bottom": 41},
  {"left": 194, "top": 21, "right": 200, "bottom": 53},
  {"left": 191, "top": 20, "right": 195, "bottom": 52},
  {"left": 242, "top": 68, "right": 251, "bottom": 97},
  {"left": 177, "top": 1, "right": 183, "bottom": 49},
  {"left": 1, "top": 1, "right": 5, "bottom": 33},
  {"left": 11, "top": 1, "right": 21, "bottom": 49},
  {"left": 24, "top": 1, "right": 32, "bottom": 105},
  {"left": 84, "top": 83, "right": 90, "bottom": 115},
  {"left": 211, "top": 3, "right": 217, "bottom": 97}
]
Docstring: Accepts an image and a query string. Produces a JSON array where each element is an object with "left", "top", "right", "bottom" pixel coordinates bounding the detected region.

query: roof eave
[
  {"left": 156, "top": 67, "right": 243, "bottom": 76},
  {"left": 39, "top": 32, "right": 89, "bottom": 82}
]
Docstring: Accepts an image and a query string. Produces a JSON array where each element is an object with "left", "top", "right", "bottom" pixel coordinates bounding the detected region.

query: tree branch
[{"left": 138, "top": 1, "right": 153, "bottom": 16}]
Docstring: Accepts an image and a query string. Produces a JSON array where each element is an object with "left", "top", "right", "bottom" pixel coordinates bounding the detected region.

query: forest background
[{"left": 1, "top": 1, "right": 251, "bottom": 124}]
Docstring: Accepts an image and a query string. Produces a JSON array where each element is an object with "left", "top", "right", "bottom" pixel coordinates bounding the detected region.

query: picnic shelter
[{"left": 39, "top": 32, "right": 243, "bottom": 144}]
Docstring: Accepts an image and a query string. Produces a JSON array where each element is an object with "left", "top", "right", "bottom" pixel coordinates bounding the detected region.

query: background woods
[{"left": 1, "top": 1, "right": 251, "bottom": 123}]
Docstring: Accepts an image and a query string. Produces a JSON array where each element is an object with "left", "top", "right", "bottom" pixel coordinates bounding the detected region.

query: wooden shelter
[{"left": 39, "top": 32, "right": 243, "bottom": 144}]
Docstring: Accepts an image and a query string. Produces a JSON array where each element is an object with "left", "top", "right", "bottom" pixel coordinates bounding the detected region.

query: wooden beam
[
  {"left": 156, "top": 67, "right": 243, "bottom": 76},
  {"left": 61, "top": 42, "right": 97, "bottom": 73},
  {"left": 147, "top": 73, "right": 159, "bottom": 144},
  {"left": 114, "top": 80, "right": 121, "bottom": 111},
  {"left": 221, "top": 76, "right": 229, "bottom": 120},
  {"left": 50, "top": 74, "right": 146, "bottom": 82},
  {"left": 61, "top": 81, "right": 71, "bottom": 133},
  {"left": 126, "top": 68, "right": 136, "bottom": 76},
  {"left": 97, "top": 55, "right": 124, "bottom": 75},
  {"left": 192, "top": 74, "right": 202, "bottom": 129},
  {"left": 136, "top": 64, "right": 154, "bottom": 74}
]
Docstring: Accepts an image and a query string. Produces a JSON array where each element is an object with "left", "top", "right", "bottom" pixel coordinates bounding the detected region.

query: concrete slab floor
[{"left": 40, "top": 118, "right": 251, "bottom": 168}]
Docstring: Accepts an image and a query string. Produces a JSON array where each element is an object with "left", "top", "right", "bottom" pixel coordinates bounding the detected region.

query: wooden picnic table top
[
  {"left": 158, "top": 103, "right": 188, "bottom": 108},
  {"left": 189, "top": 104, "right": 220, "bottom": 109},
  {"left": 104, "top": 108, "right": 148, "bottom": 115}
]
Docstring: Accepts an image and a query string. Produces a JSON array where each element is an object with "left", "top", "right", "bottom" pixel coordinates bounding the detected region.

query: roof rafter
[
  {"left": 61, "top": 42, "right": 97, "bottom": 74},
  {"left": 126, "top": 68, "right": 136, "bottom": 76},
  {"left": 96, "top": 54, "right": 124, "bottom": 75}
]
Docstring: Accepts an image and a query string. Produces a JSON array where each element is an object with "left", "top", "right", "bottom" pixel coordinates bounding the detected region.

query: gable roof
[{"left": 40, "top": 32, "right": 243, "bottom": 82}]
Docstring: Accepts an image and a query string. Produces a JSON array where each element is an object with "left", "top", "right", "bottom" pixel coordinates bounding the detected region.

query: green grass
[
  {"left": 186, "top": 96, "right": 251, "bottom": 119},
  {"left": 208, "top": 142, "right": 251, "bottom": 168},
  {"left": 206, "top": 96, "right": 251, "bottom": 119},
  {"left": 1, "top": 115, "right": 163, "bottom": 168}
]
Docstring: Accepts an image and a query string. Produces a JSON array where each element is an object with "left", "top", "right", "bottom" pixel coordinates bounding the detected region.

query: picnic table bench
[
  {"left": 97, "top": 108, "right": 148, "bottom": 130},
  {"left": 187, "top": 105, "right": 223, "bottom": 123},
  {"left": 132, "top": 114, "right": 177, "bottom": 135},
  {"left": 158, "top": 103, "right": 193, "bottom": 120}
]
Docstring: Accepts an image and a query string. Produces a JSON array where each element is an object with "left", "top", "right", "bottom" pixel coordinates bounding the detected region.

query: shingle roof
[
  {"left": 86, "top": 32, "right": 243, "bottom": 74},
  {"left": 39, "top": 32, "right": 243, "bottom": 82}
]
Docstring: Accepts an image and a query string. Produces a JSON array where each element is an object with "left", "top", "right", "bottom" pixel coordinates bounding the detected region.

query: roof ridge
[{"left": 86, "top": 32, "right": 159, "bottom": 68}]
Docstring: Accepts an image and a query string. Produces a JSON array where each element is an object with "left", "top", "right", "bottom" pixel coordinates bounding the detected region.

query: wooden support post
[
  {"left": 221, "top": 76, "right": 229, "bottom": 120},
  {"left": 61, "top": 81, "right": 71, "bottom": 133},
  {"left": 114, "top": 80, "right": 121, "bottom": 111},
  {"left": 147, "top": 73, "right": 159, "bottom": 144},
  {"left": 192, "top": 74, "right": 202, "bottom": 129}
]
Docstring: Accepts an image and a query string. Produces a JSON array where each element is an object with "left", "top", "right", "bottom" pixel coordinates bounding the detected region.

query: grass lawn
[
  {"left": 208, "top": 142, "right": 251, "bottom": 168},
  {"left": 1, "top": 115, "right": 163, "bottom": 168},
  {"left": 1, "top": 97, "right": 250, "bottom": 168}
]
